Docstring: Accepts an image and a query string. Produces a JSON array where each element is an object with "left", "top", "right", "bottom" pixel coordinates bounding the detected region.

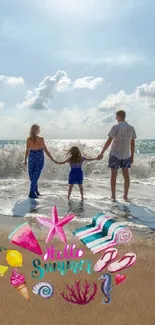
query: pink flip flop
[
  {"left": 94, "top": 248, "right": 118, "bottom": 272},
  {"left": 107, "top": 253, "right": 137, "bottom": 273}
]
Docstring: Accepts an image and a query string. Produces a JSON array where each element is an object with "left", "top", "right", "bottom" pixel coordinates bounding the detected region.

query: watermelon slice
[{"left": 8, "top": 223, "right": 43, "bottom": 256}]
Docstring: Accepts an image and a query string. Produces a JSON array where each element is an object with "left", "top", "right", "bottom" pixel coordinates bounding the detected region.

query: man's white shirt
[{"left": 108, "top": 121, "right": 137, "bottom": 159}]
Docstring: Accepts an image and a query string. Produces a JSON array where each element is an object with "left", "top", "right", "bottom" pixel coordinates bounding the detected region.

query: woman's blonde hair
[
  {"left": 66, "top": 146, "right": 82, "bottom": 164},
  {"left": 29, "top": 124, "right": 40, "bottom": 143}
]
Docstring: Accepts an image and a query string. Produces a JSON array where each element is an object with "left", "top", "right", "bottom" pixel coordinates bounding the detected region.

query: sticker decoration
[
  {"left": 94, "top": 248, "right": 118, "bottom": 272},
  {"left": 43, "top": 244, "right": 84, "bottom": 261},
  {"left": 0, "top": 265, "right": 9, "bottom": 276},
  {"left": 2, "top": 206, "right": 136, "bottom": 306},
  {"left": 60, "top": 280, "right": 98, "bottom": 305},
  {"left": 31, "top": 258, "right": 94, "bottom": 278},
  {"left": 73, "top": 214, "right": 132, "bottom": 254},
  {"left": 107, "top": 253, "right": 137, "bottom": 273},
  {"left": 8, "top": 222, "right": 43, "bottom": 255},
  {"left": 10, "top": 269, "right": 30, "bottom": 301},
  {"left": 0, "top": 246, "right": 7, "bottom": 252},
  {"left": 6, "top": 250, "right": 23, "bottom": 267},
  {"left": 115, "top": 274, "right": 126, "bottom": 285},
  {"left": 98, "top": 273, "right": 112, "bottom": 304},
  {"left": 37, "top": 206, "right": 76, "bottom": 244},
  {"left": 32, "top": 282, "right": 54, "bottom": 299}
]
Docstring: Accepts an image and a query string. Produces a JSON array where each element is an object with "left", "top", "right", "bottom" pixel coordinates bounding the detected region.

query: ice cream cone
[{"left": 16, "top": 283, "right": 30, "bottom": 301}]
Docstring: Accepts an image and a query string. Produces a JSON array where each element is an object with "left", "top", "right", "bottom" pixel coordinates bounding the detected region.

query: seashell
[{"left": 32, "top": 282, "right": 54, "bottom": 299}]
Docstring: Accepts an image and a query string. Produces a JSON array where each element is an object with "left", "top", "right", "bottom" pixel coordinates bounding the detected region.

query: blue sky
[{"left": 0, "top": 0, "right": 155, "bottom": 139}]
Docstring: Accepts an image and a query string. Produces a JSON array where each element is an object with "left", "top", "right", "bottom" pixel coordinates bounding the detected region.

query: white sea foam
[{"left": 0, "top": 139, "right": 155, "bottom": 232}]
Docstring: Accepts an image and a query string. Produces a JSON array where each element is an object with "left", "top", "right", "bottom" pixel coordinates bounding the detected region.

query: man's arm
[
  {"left": 130, "top": 139, "right": 135, "bottom": 163},
  {"left": 97, "top": 125, "right": 117, "bottom": 159},
  {"left": 98, "top": 137, "right": 113, "bottom": 158},
  {"left": 130, "top": 127, "right": 137, "bottom": 164}
]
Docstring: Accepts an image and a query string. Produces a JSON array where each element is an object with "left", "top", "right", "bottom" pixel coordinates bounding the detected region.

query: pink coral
[{"left": 60, "top": 280, "right": 97, "bottom": 305}]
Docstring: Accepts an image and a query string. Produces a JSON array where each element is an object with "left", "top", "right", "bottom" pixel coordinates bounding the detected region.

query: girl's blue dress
[{"left": 69, "top": 157, "right": 85, "bottom": 184}]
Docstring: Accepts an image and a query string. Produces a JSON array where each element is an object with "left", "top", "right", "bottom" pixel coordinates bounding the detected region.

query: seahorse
[{"left": 98, "top": 273, "right": 112, "bottom": 304}]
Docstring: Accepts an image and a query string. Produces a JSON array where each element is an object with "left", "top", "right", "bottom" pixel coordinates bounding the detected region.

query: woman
[{"left": 24, "top": 124, "right": 54, "bottom": 198}]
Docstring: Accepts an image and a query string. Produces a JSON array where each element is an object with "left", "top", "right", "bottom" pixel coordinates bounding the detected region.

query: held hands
[{"left": 96, "top": 153, "right": 104, "bottom": 160}]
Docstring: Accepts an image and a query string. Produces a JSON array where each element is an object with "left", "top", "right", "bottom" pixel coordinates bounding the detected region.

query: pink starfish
[{"left": 36, "top": 206, "right": 76, "bottom": 244}]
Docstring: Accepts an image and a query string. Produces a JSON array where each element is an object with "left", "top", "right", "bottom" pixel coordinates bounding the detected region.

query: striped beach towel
[{"left": 73, "top": 213, "right": 132, "bottom": 254}]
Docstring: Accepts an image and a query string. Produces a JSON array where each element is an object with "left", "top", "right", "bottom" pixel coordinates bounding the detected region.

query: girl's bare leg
[
  {"left": 78, "top": 184, "right": 84, "bottom": 201},
  {"left": 68, "top": 184, "right": 74, "bottom": 200}
]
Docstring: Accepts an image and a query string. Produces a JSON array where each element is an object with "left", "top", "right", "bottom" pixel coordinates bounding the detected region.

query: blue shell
[{"left": 32, "top": 282, "right": 54, "bottom": 299}]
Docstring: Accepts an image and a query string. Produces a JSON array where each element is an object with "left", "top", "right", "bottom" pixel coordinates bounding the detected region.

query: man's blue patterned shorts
[{"left": 108, "top": 155, "right": 131, "bottom": 169}]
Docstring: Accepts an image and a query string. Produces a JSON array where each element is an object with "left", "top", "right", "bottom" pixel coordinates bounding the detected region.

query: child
[{"left": 53, "top": 146, "right": 98, "bottom": 201}]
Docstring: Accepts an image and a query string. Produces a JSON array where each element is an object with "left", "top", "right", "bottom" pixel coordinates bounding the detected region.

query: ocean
[{"left": 0, "top": 139, "right": 155, "bottom": 237}]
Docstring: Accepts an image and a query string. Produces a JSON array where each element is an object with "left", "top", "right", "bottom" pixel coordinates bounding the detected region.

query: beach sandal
[
  {"left": 94, "top": 248, "right": 118, "bottom": 272},
  {"left": 107, "top": 253, "right": 137, "bottom": 273}
]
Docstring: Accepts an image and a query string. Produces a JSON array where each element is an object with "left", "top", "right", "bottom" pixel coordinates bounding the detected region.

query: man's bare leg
[
  {"left": 122, "top": 168, "right": 130, "bottom": 201},
  {"left": 111, "top": 168, "right": 118, "bottom": 201}
]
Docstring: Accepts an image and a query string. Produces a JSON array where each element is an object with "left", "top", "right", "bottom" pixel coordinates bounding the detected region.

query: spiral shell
[
  {"left": 115, "top": 227, "right": 132, "bottom": 244},
  {"left": 32, "top": 282, "right": 54, "bottom": 299}
]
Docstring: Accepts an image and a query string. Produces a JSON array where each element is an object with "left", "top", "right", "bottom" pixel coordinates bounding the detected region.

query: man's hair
[{"left": 116, "top": 110, "right": 126, "bottom": 120}]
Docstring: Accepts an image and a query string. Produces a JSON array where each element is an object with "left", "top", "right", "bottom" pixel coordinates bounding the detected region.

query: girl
[
  {"left": 24, "top": 124, "right": 54, "bottom": 198},
  {"left": 54, "top": 146, "right": 98, "bottom": 201}
]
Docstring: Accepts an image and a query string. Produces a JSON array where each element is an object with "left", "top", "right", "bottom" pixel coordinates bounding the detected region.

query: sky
[{"left": 0, "top": 0, "right": 155, "bottom": 139}]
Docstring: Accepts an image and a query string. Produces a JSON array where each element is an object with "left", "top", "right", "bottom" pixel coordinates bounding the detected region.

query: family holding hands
[{"left": 24, "top": 110, "right": 136, "bottom": 203}]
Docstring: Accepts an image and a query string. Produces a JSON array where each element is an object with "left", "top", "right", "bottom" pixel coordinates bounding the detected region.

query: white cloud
[
  {"left": 102, "top": 114, "right": 114, "bottom": 123},
  {"left": 136, "top": 81, "right": 155, "bottom": 108},
  {"left": 1, "top": 79, "right": 155, "bottom": 139},
  {"left": 0, "top": 102, "right": 4, "bottom": 109},
  {"left": 0, "top": 75, "right": 24, "bottom": 86},
  {"left": 136, "top": 81, "right": 155, "bottom": 98},
  {"left": 74, "top": 77, "right": 104, "bottom": 90},
  {"left": 19, "top": 70, "right": 104, "bottom": 110},
  {"left": 99, "top": 91, "right": 131, "bottom": 112}
]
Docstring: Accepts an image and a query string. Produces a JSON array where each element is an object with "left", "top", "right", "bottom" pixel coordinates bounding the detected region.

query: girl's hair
[
  {"left": 66, "top": 146, "right": 82, "bottom": 164},
  {"left": 29, "top": 124, "right": 40, "bottom": 143}
]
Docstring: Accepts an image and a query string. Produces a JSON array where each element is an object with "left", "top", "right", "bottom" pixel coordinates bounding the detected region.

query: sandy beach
[
  {"left": 0, "top": 227, "right": 155, "bottom": 325},
  {"left": 0, "top": 138, "right": 155, "bottom": 325}
]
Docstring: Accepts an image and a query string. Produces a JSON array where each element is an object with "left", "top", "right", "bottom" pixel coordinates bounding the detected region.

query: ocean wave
[{"left": 0, "top": 140, "right": 155, "bottom": 180}]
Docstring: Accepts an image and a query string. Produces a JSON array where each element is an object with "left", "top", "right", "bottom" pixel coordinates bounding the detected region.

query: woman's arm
[
  {"left": 42, "top": 138, "right": 55, "bottom": 161},
  {"left": 24, "top": 139, "right": 30, "bottom": 167}
]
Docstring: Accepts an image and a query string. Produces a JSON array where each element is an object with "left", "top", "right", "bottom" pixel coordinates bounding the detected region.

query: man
[{"left": 97, "top": 110, "right": 137, "bottom": 202}]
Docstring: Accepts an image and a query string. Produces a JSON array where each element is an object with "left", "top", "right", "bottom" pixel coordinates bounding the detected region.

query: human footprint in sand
[
  {"left": 53, "top": 146, "right": 99, "bottom": 201},
  {"left": 97, "top": 110, "right": 137, "bottom": 202}
]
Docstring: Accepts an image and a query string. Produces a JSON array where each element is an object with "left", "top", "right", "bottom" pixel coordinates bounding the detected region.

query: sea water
[{"left": 0, "top": 139, "right": 155, "bottom": 233}]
